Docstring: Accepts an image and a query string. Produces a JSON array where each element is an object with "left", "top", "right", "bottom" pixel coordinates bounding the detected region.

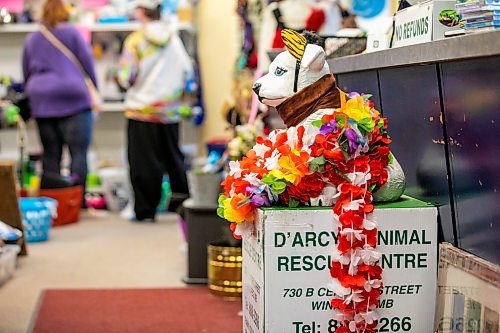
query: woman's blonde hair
[{"left": 41, "top": 0, "right": 69, "bottom": 28}]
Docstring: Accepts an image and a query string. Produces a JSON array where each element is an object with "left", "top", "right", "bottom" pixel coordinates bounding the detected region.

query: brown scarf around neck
[{"left": 276, "top": 74, "right": 343, "bottom": 127}]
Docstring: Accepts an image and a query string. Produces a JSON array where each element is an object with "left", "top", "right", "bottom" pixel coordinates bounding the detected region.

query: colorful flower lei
[{"left": 218, "top": 93, "right": 392, "bottom": 333}]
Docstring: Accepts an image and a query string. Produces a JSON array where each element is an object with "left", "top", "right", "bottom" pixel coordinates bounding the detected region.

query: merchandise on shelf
[
  {"left": 436, "top": 243, "right": 500, "bottom": 332},
  {"left": 0, "top": 7, "right": 15, "bottom": 24},
  {"left": 456, "top": 0, "right": 500, "bottom": 31}
]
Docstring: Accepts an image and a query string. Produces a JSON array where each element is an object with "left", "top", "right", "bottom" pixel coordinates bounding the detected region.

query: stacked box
[
  {"left": 243, "top": 197, "right": 439, "bottom": 333},
  {"left": 456, "top": 0, "right": 500, "bottom": 31},
  {"left": 436, "top": 243, "right": 500, "bottom": 333}
]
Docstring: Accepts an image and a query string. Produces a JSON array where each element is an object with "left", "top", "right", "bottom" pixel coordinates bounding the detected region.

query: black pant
[
  {"left": 36, "top": 110, "right": 92, "bottom": 191},
  {"left": 127, "top": 119, "right": 189, "bottom": 220}
]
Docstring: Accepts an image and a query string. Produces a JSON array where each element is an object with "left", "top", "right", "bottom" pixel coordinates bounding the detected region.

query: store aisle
[{"left": 0, "top": 212, "right": 186, "bottom": 333}]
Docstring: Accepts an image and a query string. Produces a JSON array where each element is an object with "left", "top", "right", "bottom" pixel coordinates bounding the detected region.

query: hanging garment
[
  {"left": 271, "top": 6, "right": 286, "bottom": 49},
  {"left": 305, "top": 8, "right": 326, "bottom": 32},
  {"left": 118, "top": 21, "right": 194, "bottom": 124}
]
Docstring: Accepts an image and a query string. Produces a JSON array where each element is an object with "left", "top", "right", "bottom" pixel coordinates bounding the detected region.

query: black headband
[{"left": 293, "top": 60, "right": 301, "bottom": 93}]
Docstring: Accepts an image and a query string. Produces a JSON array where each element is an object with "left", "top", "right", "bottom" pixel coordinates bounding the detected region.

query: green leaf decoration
[
  {"left": 273, "top": 181, "right": 286, "bottom": 190},
  {"left": 272, "top": 187, "right": 286, "bottom": 195},
  {"left": 271, "top": 181, "right": 287, "bottom": 195},
  {"left": 357, "top": 117, "right": 375, "bottom": 135},
  {"left": 362, "top": 94, "right": 373, "bottom": 101},
  {"left": 378, "top": 118, "right": 385, "bottom": 130},
  {"left": 369, "top": 184, "right": 377, "bottom": 192},
  {"left": 311, "top": 156, "right": 326, "bottom": 167},
  {"left": 312, "top": 119, "right": 324, "bottom": 128},
  {"left": 217, "top": 207, "right": 225, "bottom": 218},
  {"left": 309, "top": 164, "right": 319, "bottom": 173},
  {"left": 335, "top": 114, "right": 346, "bottom": 128},
  {"left": 262, "top": 174, "right": 275, "bottom": 185},
  {"left": 218, "top": 194, "right": 226, "bottom": 206},
  {"left": 262, "top": 174, "right": 288, "bottom": 195},
  {"left": 388, "top": 152, "right": 394, "bottom": 165},
  {"left": 289, "top": 198, "right": 300, "bottom": 208}
]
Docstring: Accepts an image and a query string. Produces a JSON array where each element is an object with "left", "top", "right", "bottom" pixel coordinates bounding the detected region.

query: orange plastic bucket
[{"left": 39, "top": 186, "right": 83, "bottom": 226}]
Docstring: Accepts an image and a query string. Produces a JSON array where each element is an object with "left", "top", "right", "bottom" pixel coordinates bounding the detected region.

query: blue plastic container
[
  {"left": 206, "top": 143, "right": 227, "bottom": 157},
  {"left": 97, "top": 16, "right": 129, "bottom": 24},
  {"left": 19, "top": 198, "right": 57, "bottom": 243}
]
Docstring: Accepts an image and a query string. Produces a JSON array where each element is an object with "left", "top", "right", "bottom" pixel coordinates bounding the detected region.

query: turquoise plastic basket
[{"left": 19, "top": 198, "right": 57, "bottom": 243}]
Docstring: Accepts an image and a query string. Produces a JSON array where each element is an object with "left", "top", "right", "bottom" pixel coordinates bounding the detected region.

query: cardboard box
[
  {"left": 393, "top": 0, "right": 460, "bottom": 47},
  {"left": 436, "top": 243, "right": 500, "bottom": 333},
  {"left": 243, "top": 196, "right": 438, "bottom": 333}
]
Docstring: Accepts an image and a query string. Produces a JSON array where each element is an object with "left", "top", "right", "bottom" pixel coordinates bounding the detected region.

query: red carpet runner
[{"left": 30, "top": 288, "right": 242, "bottom": 333}]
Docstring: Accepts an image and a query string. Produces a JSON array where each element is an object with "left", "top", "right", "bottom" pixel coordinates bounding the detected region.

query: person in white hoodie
[{"left": 117, "top": 0, "right": 194, "bottom": 221}]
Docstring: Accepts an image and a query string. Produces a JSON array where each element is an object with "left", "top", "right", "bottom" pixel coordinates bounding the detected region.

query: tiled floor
[{"left": 0, "top": 211, "right": 186, "bottom": 333}]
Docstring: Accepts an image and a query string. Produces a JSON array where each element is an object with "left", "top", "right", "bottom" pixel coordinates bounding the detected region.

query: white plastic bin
[
  {"left": 0, "top": 245, "right": 21, "bottom": 286},
  {"left": 187, "top": 171, "right": 222, "bottom": 207},
  {"left": 98, "top": 167, "right": 130, "bottom": 212}
]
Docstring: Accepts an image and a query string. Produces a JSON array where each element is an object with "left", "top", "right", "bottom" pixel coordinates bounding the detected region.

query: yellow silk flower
[
  {"left": 276, "top": 156, "right": 305, "bottom": 185},
  {"left": 222, "top": 195, "right": 254, "bottom": 224},
  {"left": 344, "top": 96, "right": 373, "bottom": 121}
]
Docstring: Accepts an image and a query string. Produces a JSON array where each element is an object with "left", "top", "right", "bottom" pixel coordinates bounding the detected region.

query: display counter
[
  {"left": 327, "top": 31, "right": 500, "bottom": 265},
  {"left": 330, "top": 30, "right": 500, "bottom": 74},
  {"left": 182, "top": 199, "right": 235, "bottom": 284}
]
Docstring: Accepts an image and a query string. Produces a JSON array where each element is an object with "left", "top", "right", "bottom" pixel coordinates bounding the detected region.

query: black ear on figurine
[{"left": 302, "top": 30, "right": 325, "bottom": 49}]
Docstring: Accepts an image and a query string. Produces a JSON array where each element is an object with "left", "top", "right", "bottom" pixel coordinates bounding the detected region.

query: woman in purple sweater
[{"left": 22, "top": 0, "right": 97, "bottom": 195}]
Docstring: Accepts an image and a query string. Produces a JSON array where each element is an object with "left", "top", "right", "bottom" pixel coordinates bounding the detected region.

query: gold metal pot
[{"left": 207, "top": 245, "right": 242, "bottom": 299}]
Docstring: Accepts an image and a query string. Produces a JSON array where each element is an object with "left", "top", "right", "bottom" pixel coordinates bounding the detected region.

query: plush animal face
[{"left": 253, "top": 30, "right": 330, "bottom": 107}]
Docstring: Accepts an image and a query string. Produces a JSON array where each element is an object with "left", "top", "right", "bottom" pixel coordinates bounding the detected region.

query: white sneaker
[{"left": 120, "top": 200, "right": 135, "bottom": 220}]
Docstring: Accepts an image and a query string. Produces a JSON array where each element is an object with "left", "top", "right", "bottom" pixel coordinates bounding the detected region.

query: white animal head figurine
[
  {"left": 252, "top": 30, "right": 406, "bottom": 203},
  {"left": 253, "top": 29, "right": 330, "bottom": 107}
]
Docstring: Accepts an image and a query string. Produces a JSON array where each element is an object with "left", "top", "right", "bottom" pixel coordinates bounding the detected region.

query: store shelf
[
  {"left": 173, "top": 22, "right": 195, "bottom": 32},
  {"left": 0, "top": 24, "right": 38, "bottom": 33},
  {"left": 0, "top": 22, "right": 193, "bottom": 34},
  {"left": 90, "top": 22, "right": 141, "bottom": 32},
  {"left": 91, "top": 21, "right": 194, "bottom": 32}
]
